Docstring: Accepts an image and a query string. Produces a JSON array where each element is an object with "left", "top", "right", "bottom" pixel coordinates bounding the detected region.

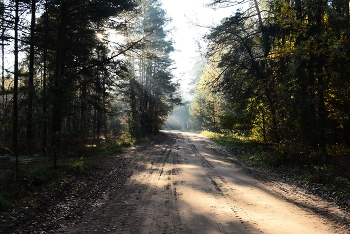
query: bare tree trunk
[
  {"left": 253, "top": 0, "right": 263, "bottom": 27},
  {"left": 1, "top": 27, "right": 4, "bottom": 141},
  {"left": 27, "top": 0, "right": 36, "bottom": 154},
  {"left": 51, "top": 1, "right": 67, "bottom": 168},
  {"left": 42, "top": 0, "right": 48, "bottom": 153},
  {"left": 13, "top": 0, "right": 19, "bottom": 181}
]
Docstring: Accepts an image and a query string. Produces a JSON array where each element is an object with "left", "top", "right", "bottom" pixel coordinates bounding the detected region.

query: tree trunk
[
  {"left": 13, "top": 0, "right": 19, "bottom": 181},
  {"left": 26, "top": 0, "right": 36, "bottom": 154},
  {"left": 253, "top": 0, "right": 263, "bottom": 27},
  {"left": 42, "top": 0, "right": 49, "bottom": 153},
  {"left": 51, "top": 1, "right": 68, "bottom": 168},
  {"left": 1, "top": 27, "right": 4, "bottom": 140}
]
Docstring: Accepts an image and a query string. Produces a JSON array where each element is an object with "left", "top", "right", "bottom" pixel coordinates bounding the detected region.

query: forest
[
  {"left": 190, "top": 0, "right": 350, "bottom": 163},
  {"left": 0, "top": 0, "right": 180, "bottom": 210},
  {"left": 1, "top": 0, "right": 350, "bottom": 217}
]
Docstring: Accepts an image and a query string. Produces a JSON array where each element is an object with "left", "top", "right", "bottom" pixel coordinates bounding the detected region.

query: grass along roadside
[{"left": 201, "top": 131, "right": 350, "bottom": 211}]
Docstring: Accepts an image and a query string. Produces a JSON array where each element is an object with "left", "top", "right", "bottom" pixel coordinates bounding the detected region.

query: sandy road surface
[
  {"left": 46, "top": 130, "right": 347, "bottom": 234},
  {"left": 7, "top": 130, "right": 345, "bottom": 233}
]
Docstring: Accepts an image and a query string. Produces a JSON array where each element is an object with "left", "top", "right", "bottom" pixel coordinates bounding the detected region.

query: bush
[{"left": 61, "top": 160, "right": 86, "bottom": 175}]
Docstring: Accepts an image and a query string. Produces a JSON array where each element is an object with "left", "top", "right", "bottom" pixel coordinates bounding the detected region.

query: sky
[{"left": 160, "top": 0, "right": 237, "bottom": 101}]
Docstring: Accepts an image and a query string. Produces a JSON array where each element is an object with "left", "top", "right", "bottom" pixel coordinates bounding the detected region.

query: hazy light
[
  {"left": 161, "top": 0, "right": 238, "bottom": 100},
  {"left": 96, "top": 33, "right": 104, "bottom": 40}
]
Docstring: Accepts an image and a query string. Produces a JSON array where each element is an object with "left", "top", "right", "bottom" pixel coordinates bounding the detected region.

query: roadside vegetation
[
  {"left": 202, "top": 131, "right": 350, "bottom": 211},
  {"left": 0, "top": 136, "right": 131, "bottom": 213}
]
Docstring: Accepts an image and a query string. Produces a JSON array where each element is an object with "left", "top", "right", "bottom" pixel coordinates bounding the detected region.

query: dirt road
[{"left": 12, "top": 131, "right": 349, "bottom": 233}]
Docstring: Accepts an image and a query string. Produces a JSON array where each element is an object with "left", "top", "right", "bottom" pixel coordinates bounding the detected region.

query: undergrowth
[
  {"left": 0, "top": 193, "right": 10, "bottom": 211},
  {"left": 0, "top": 159, "right": 87, "bottom": 212},
  {"left": 202, "top": 131, "right": 350, "bottom": 210},
  {"left": 0, "top": 136, "right": 131, "bottom": 212}
]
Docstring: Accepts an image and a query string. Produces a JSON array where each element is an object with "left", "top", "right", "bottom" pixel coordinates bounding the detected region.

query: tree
[
  {"left": 204, "top": 4, "right": 280, "bottom": 140},
  {"left": 189, "top": 62, "right": 228, "bottom": 132},
  {"left": 26, "top": 0, "right": 36, "bottom": 153},
  {"left": 198, "top": 0, "right": 350, "bottom": 166},
  {"left": 13, "top": 0, "right": 20, "bottom": 180},
  {"left": 127, "top": 0, "right": 181, "bottom": 138},
  {"left": 266, "top": 0, "right": 349, "bottom": 161},
  {"left": 0, "top": 0, "right": 10, "bottom": 144},
  {"left": 0, "top": 0, "right": 180, "bottom": 174},
  {"left": 46, "top": 0, "right": 134, "bottom": 166}
]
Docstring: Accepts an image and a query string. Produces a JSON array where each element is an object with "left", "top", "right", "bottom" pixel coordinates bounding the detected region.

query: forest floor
[{"left": 2, "top": 131, "right": 350, "bottom": 233}]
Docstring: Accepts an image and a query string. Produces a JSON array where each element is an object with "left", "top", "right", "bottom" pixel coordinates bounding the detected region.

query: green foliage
[
  {"left": 202, "top": 131, "right": 273, "bottom": 167},
  {"left": 99, "top": 140, "right": 123, "bottom": 158},
  {"left": 127, "top": 116, "right": 143, "bottom": 140},
  {"left": 219, "top": 113, "right": 254, "bottom": 136},
  {"left": 189, "top": 69, "right": 230, "bottom": 132},
  {"left": 61, "top": 160, "right": 86, "bottom": 175},
  {"left": 193, "top": 0, "right": 350, "bottom": 172},
  {"left": 201, "top": 131, "right": 244, "bottom": 146}
]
